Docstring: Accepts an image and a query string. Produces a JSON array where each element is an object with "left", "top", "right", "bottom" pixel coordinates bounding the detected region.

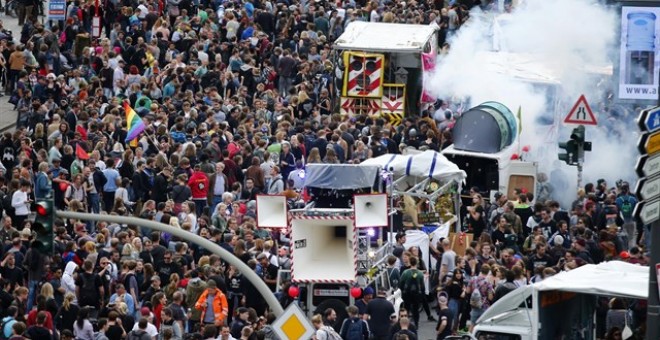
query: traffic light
[
  {"left": 33, "top": 199, "right": 54, "bottom": 256},
  {"left": 558, "top": 140, "right": 578, "bottom": 165},
  {"left": 559, "top": 124, "right": 592, "bottom": 166},
  {"left": 570, "top": 125, "right": 585, "bottom": 143}
]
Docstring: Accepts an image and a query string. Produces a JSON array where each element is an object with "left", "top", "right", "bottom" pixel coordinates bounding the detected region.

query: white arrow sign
[
  {"left": 637, "top": 199, "right": 660, "bottom": 225},
  {"left": 638, "top": 176, "right": 660, "bottom": 200},
  {"left": 643, "top": 154, "right": 660, "bottom": 178}
]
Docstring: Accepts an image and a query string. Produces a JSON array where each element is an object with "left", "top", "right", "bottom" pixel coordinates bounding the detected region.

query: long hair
[
  {"left": 62, "top": 293, "right": 75, "bottom": 311},
  {"left": 76, "top": 307, "right": 89, "bottom": 329},
  {"left": 40, "top": 283, "right": 54, "bottom": 299}
]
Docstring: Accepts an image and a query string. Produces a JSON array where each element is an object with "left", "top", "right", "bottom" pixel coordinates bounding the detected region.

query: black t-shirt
[
  {"left": 262, "top": 264, "right": 279, "bottom": 292},
  {"left": 526, "top": 253, "right": 555, "bottom": 272},
  {"left": 436, "top": 308, "right": 453, "bottom": 339},
  {"left": 366, "top": 297, "right": 395, "bottom": 337},
  {"left": 537, "top": 219, "right": 557, "bottom": 240},
  {"left": 106, "top": 324, "right": 124, "bottom": 340},
  {"left": 74, "top": 272, "right": 102, "bottom": 302},
  {"left": 26, "top": 325, "right": 52, "bottom": 340},
  {"left": 468, "top": 205, "right": 486, "bottom": 237},
  {"left": 1, "top": 265, "right": 23, "bottom": 287},
  {"left": 156, "top": 261, "right": 181, "bottom": 286}
]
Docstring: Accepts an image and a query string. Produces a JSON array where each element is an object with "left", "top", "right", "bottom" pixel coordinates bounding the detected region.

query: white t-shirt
[{"left": 131, "top": 322, "right": 158, "bottom": 338}]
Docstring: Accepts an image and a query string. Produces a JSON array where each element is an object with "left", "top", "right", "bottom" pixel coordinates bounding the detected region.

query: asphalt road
[{"left": 0, "top": 12, "right": 25, "bottom": 133}]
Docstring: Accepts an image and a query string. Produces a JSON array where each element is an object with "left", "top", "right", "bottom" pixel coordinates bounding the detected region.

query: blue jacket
[{"left": 35, "top": 172, "right": 50, "bottom": 199}]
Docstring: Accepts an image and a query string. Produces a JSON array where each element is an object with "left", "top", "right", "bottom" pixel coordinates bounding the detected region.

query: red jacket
[{"left": 188, "top": 171, "right": 209, "bottom": 199}]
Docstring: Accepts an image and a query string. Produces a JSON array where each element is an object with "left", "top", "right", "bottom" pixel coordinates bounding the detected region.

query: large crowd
[{"left": 0, "top": 0, "right": 645, "bottom": 339}]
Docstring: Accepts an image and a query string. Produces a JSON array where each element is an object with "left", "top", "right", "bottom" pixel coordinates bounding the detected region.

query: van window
[
  {"left": 475, "top": 332, "right": 522, "bottom": 340},
  {"left": 508, "top": 175, "right": 535, "bottom": 199}
]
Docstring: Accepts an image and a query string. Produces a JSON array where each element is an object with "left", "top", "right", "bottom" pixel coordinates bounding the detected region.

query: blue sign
[
  {"left": 645, "top": 107, "right": 660, "bottom": 132},
  {"left": 48, "top": 0, "right": 66, "bottom": 21}
]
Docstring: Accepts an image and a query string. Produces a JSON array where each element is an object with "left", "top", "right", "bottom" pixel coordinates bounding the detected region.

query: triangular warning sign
[{"left": 564, "top": 94, "right": 597, "bottom": 125}]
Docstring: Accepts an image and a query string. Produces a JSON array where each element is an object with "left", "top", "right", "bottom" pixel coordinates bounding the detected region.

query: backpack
[
  {"left": 0, "top": 316, "right": 14, "bottom": 340},
  {"left": 403, "top": 270, "right": 421, "bottom": 295},
  {"left": 470, "top": 279, "right": 484, "bottom": 309},
  {"left": 93, "top": 169, "right": 107, "bottom": 192},
  {"left": 620, "top": 196, "right": 633, "bottom": 218},
  {"left": 128, "top": 330, "right": 150, "bottom": 340},
  {"left": 81, "top": 272, "right": 99, "bottom": 299},
  {"left": 170, "top": 130, "right": 186, "bottom": 143},
  {"left": 321, "top": 325, "right": 342, "bottom": 340},
  {"left": 344, "top": 318, "right": 364, "bottom": 340}
]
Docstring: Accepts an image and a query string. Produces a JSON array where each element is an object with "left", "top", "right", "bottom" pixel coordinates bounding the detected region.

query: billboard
[{"left": 619, "top": 7, "right": 660, "bottom": 100}]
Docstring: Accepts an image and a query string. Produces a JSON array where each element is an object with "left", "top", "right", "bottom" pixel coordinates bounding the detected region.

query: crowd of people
[{"left": 0, "top": 0, "right": 644, "bottom": 339}]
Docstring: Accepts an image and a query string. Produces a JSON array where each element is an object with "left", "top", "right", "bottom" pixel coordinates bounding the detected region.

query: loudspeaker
[
  {"left": 354, "top": 194, "right": 388, "bottom": 228},
  {"left": 290, "top": 218, "right": 356, "bottom": 283},
  {"left": 256, "top": 195, "right": 288, "bottom": 228}
]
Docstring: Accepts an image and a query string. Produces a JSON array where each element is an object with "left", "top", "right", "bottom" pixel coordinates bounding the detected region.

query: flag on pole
[
  {"left": 124, "top": 101, "right": 145, "bottom": 143},
  {"left": 517, "top": 105, "right": 522, "bottom": 136},
  {"left": 75, "top": 144, "right": 89, "bottom": 160}
]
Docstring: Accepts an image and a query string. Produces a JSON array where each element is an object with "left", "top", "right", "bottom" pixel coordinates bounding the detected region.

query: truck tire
[{"left": 313, "top": 298, "right": 348, "bottom": 333}]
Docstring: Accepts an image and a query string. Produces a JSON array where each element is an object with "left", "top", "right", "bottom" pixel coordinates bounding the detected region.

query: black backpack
[
  {"left": 93, "top": 169, "right": 107, "bottom": 193},
  {"left": 81, "top": 273, "right": 98, "bottom": 299}
]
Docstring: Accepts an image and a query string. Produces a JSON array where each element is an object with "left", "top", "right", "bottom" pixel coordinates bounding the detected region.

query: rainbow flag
[{"left": 124, "top": 101, "right": 145, "bottom": 142}]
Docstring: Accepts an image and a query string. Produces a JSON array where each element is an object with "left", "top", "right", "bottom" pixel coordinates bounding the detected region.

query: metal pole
[
  {"left": 55, "top": 211, "right": 285, "bottom": 317},
  {"left": 577, "top": 162, "right": 583, "bottom": 191},
  {"left": 389, "top": 167, "right": 394, "bottom": 237},
  {"left": 646, "top": 224, "right": 660, "bottom": 340}
]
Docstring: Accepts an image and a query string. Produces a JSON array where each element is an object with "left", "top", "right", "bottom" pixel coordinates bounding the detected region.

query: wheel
[{"left": 313, "top": 298, "right": 348, "bottom": 333}]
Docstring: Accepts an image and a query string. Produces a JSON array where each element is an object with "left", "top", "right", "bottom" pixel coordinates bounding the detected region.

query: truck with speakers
[
  {"left": 256, "top": 164, "right": 402, "bottom": 327},
  {"left": 332, "top": 21, "right": 439, "bottom": 126}
]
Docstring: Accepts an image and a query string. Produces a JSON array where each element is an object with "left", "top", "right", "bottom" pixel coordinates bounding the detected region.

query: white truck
[
  {"left": 441, "top": 101, "right": 538, "bottom": 203},
  {"left": 466, "top": 261, "right": 648, "bottom": 340}
]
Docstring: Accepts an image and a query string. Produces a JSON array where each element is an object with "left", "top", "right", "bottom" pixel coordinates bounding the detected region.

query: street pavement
[{"left": 0, "top": 12, "right": 24, "bottom": 133}]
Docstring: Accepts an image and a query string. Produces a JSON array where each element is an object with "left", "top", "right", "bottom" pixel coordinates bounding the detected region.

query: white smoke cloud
[{"left": 429, "top": 0, "right": 637, "bottom": 205}]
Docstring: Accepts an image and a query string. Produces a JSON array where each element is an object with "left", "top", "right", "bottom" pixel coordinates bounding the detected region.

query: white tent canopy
[
  {"left": 478, "top": 261, "right": 649, "bottom": 324},
  {"left": 360, "top": 150, "right": 467, "bottom": 183}
]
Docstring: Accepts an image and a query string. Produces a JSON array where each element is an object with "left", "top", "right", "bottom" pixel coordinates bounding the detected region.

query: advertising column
[{"left": 619, "top": 7, "right": 660, "bottom": 100}]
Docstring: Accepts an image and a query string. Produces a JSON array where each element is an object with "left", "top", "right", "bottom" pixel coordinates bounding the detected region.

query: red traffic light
[{"left": 36, "top": 202, "right": 49, "bottom": 216}]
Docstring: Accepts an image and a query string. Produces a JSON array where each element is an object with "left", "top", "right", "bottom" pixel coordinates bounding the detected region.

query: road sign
[
  {"left": 637, "top": 154, "right": 660, "bottom": 178},
  {"left": 272, "top": 303, "right": 315, "bottom": 340},
  {"left": 644, "top": 107, "right": 660, "bottom": 132},
  {"left": 634, "top": 199, "right": 660, "bottom": 225},
  {"left": 564, "top": 95, "right": 597, "bottom": 125},
  {"left": 647, "top": 131, "right": 660, "bottom": 155},
  {"left": 636, "top": 176, "right": 660, "bottom": 200}
]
